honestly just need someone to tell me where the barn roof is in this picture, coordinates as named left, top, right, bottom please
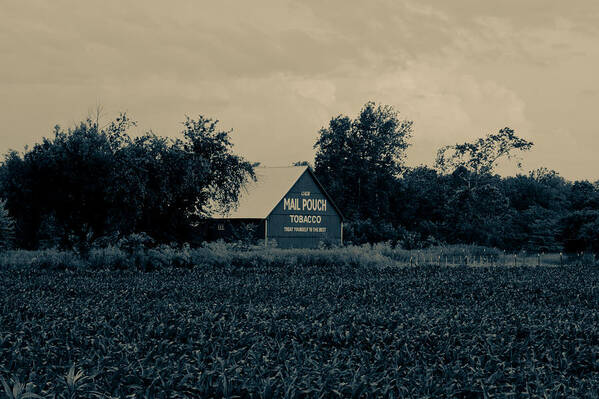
left=212, top=166, right=307, bottom=219
left=212, top=166, right=343, bottom=220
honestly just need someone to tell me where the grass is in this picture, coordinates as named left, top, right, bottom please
left=0, top=243, right=595, bottom=271
left=0, top=250, right=598, bottom=397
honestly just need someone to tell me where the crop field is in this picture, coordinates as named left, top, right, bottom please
left=1, top=254, right=599, bottom=397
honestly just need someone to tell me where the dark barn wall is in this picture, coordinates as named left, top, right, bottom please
left=204, top=219, right=265, bottom=243
left=268, top=170, right=341, bottom=249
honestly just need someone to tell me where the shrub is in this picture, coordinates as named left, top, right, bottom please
left=0, top=199, right=15, bottom=251
left=117, top=232, right=155, bottom=254
left=29, top=249, right=84, bottom=271
left=344, top=219, right=407, bottom=245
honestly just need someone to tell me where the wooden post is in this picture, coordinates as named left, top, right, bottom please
left=514, top=254, right=517, bottom=267
left=340, top=221, right=344, bottom=246
left=264, top=219, right=268, bottom=247
left=560, top=252, right=563, bottom=266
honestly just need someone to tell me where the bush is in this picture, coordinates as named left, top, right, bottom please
left=29, top=249, right=84, bottom=270
left=344, top=219, right=407, bottom=246
left=0, top=199, right=15, bottom=251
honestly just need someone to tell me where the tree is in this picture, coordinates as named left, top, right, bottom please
left=179, top=115, right=255, bottom=217
left=314, top=101, right=413, bottom=220
left=561, top=210, right=599, bottom=254
left=568, top=180, right=599, bottom=211
left=394, top=166, right=446, bottom=237
left=0, top=114, right=255, bottom=248
left=434, top=128, right=533, bottom=246
left=435, top=127, right=533, bottom=178
left=0, top=199, right=15, bottom=251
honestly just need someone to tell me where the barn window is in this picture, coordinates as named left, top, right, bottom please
left=217, top=223, right=225, bottom=231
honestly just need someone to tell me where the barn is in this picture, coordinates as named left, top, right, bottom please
left=209, top=166, right=344, bottom=248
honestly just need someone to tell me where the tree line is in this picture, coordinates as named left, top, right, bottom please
left=0, top=115, right=254, bottom=251
left=313, top=102, right=599, bottom=253
left=1, top=102, right=598, bottom=253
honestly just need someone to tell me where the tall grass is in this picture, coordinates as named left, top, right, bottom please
left=0, top=242, right=596, bottom=271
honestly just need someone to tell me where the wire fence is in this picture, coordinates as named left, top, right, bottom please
left=407, top=250, right=596, bottom=267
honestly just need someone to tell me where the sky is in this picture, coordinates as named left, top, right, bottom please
left=1, top=0, right=598, bottom=181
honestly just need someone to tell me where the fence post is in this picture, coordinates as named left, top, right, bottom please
left=410, top=256, right=413, bottom=267
left=514, top=254, right=517, bottom=267
left=537, top=253, right=541, bottom=267
left=560, top=252, right=563, bottom=266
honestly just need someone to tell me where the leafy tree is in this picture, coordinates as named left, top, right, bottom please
left=432, top=128, right=533, bottom=246
left=498, top=169, right=569, bottom=250
left=435, top=127, right=533, bottom=179
left=180, top=116, right=255, bottom=216
left=0, top=199, right=15, bottom=251
left=0, top=114, right=254, bottom=248
left=561, top=210, right=599, bottom=253
left=568, top=180, right=599, bottom=211
left=393, top=166, right=445, bottom=238
left=314, top=101, right=413, bottom=220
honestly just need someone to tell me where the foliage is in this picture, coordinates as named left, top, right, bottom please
left=1, top=107, right=598, bottom=252
left=0, top=244, right=589, bottom=274
left=314, top=101, right=413, bottom=221
left=435, top=127, right=533, bottom=176
left=560, top=210, right=599, bottom=254
left=0, top=199, right=15, bottom=251
left=1, top=257, right=599, bottom=397
left=343, top=219, right=407, bottom=246
left=0, top=115, right=254, bottom=248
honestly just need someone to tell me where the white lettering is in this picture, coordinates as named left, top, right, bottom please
left=287, top=214, right=324, bottom=224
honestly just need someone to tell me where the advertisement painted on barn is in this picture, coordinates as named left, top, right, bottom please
left=267, top=170, right=342, bottom=248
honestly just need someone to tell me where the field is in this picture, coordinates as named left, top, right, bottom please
left=1, top=246, right=599, bottom=398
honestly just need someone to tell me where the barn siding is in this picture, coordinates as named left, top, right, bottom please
left=267, top=170, right=342, bottom=248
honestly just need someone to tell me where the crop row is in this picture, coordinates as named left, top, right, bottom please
left=1, top=262, right=599, bottom=397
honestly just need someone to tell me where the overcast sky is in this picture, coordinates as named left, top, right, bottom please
left=1, top=1, right=598, bottom=180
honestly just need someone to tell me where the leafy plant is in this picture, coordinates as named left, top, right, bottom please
left=0, top=377, right=41, bottom=399
left=0, top=199, right=15, bottom=252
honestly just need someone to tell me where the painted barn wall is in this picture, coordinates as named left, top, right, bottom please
left=268, top=170, right=342, bottom=248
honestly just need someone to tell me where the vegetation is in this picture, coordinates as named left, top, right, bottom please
left=312, top=103, right=598, bottom=252
left=0, top=200, right=14, bottom=251
left=3, top=241, right=594, bottom=273
left=0, top=115, right=254, bottom=249
left=1, top=251, right=598, bottom=397
left=0, top=101, right=597, bottom=396
left=0, top=102, right=597, bottom=253
left=314, top=101, right=413, bottom=222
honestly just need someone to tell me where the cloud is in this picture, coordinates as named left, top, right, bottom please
left=1, top=0, right=598, bottom=180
